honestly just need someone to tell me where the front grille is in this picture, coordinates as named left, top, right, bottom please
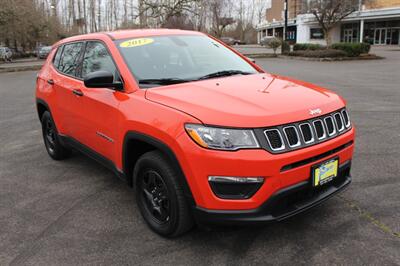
left=260, top=108, right=351, bottom=154
left=264, top=129, right=285, bottom=151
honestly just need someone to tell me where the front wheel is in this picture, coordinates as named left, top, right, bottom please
left=133, top=151, right=194, bottom=237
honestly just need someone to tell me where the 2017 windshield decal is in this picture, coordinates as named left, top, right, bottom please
left=119, top=38, right=154, bottom=48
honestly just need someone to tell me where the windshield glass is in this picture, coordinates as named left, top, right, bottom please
left=115, top=35, right=257, bottom=87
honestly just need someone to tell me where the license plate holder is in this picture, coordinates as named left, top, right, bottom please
left=312, top=157, right=339, bottom=187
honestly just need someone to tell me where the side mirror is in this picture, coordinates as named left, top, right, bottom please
left=84, top=70, right=123, bottom=90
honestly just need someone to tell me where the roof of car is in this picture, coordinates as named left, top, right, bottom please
left=106, top=29, right=204, bottom=40
left=55, top=29, right=205, bottom=46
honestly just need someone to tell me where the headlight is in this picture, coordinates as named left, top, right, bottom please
left=185, top=124, right=259, bottom=151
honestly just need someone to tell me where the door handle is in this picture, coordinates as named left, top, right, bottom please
left=47, top=79, right=54, bottom=85
left=72, top=89, right=84, bottom=97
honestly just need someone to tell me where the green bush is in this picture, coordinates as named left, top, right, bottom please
left=266, top=37, right=282, bottom=54
left=289, top=49, right=347, bottom=58
left=293, top=43, right=325, bottom=51
left=330, top=42, right=371, bottom=57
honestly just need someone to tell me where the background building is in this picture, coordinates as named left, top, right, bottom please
left=257, top=0, right=400, bottom=45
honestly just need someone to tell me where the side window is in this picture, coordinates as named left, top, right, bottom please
left=58, top=42, right=83, bottom=77
left=82, top=42, right=118, bottom=81
left=53, top=46, right=63, bottom=68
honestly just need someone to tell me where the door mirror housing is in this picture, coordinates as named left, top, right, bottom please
left=84, top=70, right=123, bottom=90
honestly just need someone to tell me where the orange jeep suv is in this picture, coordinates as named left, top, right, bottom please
left=36, top=29, right=355, bottom=237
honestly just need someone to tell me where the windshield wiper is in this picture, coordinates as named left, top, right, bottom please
left=138, top=78, right=193, bottom=86
left=197, top=70, right=253, bottom=80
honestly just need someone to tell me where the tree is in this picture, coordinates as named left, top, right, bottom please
left=308, top=0, right=359, bottom=46
left=253, top=0, right=269, bottom=25
left=209, top=0, right=235, bottom=37
left=140, top=0, right=200, bottom=28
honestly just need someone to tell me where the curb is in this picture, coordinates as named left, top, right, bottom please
left=0, top=65, right=42, bottom=73
left=242, top=53, right=278, bottom=58
left=277, top=55, right=384, bottom=61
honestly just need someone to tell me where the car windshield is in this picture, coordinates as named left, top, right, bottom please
left=115, top=35, right=258, bottom=88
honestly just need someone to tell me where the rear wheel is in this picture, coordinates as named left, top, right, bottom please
left=41, top=111, right=70, bottom=160
left=133, top=151, right=193, bottom=237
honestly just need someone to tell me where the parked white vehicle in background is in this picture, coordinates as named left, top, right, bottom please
left=0, top=47, right=13, bottom=62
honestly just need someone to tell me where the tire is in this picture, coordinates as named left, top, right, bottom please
left=133, top=151, right=194, bottom=237
left=41, top=111, right=70, bottom=160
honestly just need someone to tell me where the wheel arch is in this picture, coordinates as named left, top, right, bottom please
left=36, top=98, right=50, bottom=121
left=123, top=131, right=195, bottom=206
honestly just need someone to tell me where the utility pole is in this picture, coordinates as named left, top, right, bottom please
left=282, top=0, right=288, bottom=54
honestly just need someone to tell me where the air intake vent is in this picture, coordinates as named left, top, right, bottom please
left=313, top=120, right=326, bottom=140
left=342, top=109, right=350, bottom=128
left=283, top=126, right=300, bottom=147
left=299, top=123, right=314, bottom=144
left=324, top=116, right=336, bottom=136
left=334, top=113, right=344, bottom=131
left=264, top=129, right=285, bottom=151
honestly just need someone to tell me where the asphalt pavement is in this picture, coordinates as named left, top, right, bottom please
left=0, top=46, right=399, bottom=265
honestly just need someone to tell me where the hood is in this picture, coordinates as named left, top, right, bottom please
left=145, top=73, right=345, bottom=128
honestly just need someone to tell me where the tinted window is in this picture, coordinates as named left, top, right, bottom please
left=53, top=46, right=63, bottom=68
left=58, top=42, right=83, bottom=76
left=82, top=42, right=118, bottom=81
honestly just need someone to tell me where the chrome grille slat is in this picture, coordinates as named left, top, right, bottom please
left=324, top=116, right=336, bottom=136
left=313, top=120, right=326, bottom=140
left=262, top=108, right=351, bottom=153
left=334, top=113, right=345, bottom=132
left=299, top=123, right=315, bottom=144
left=341, top=109, right=351, bottom=128
left=283, top=126, right=301, bottom=147
left=264, top=129, right=285, bottom=151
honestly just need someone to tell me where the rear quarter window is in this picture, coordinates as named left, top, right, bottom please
left=53, top=46, right=63, bottom=68
left=58, top=42, right=84, bottom=77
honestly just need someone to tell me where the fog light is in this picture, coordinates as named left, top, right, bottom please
left=208, top=176, right=264, bottom=199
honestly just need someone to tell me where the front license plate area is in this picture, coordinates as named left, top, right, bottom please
left=312, top=158, right=339, bottom=187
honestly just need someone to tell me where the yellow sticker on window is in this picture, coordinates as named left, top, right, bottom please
left=119, top=38, right=154, bottom=48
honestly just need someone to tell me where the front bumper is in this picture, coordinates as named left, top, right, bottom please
left=193, top=160, right=351, bottom=225
left=176, top=127, right=355, bottom=210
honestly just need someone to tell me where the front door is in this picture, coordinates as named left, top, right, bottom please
left=75, top=41, right=123, bottom=162
left=390, top=29, right=399, bottom=45
left=344, top=29, right=353, bottom=43
left=374, top=28, right=387, bottom=45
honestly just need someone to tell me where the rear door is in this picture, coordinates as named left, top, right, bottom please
left=74, top=41, right=123, bottom=161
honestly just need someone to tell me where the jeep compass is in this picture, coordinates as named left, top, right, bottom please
left=36, top=29, right=355, bottom=237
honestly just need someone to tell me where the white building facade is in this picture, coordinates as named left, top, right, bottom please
left=257, top=3, right=400, bottom=46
